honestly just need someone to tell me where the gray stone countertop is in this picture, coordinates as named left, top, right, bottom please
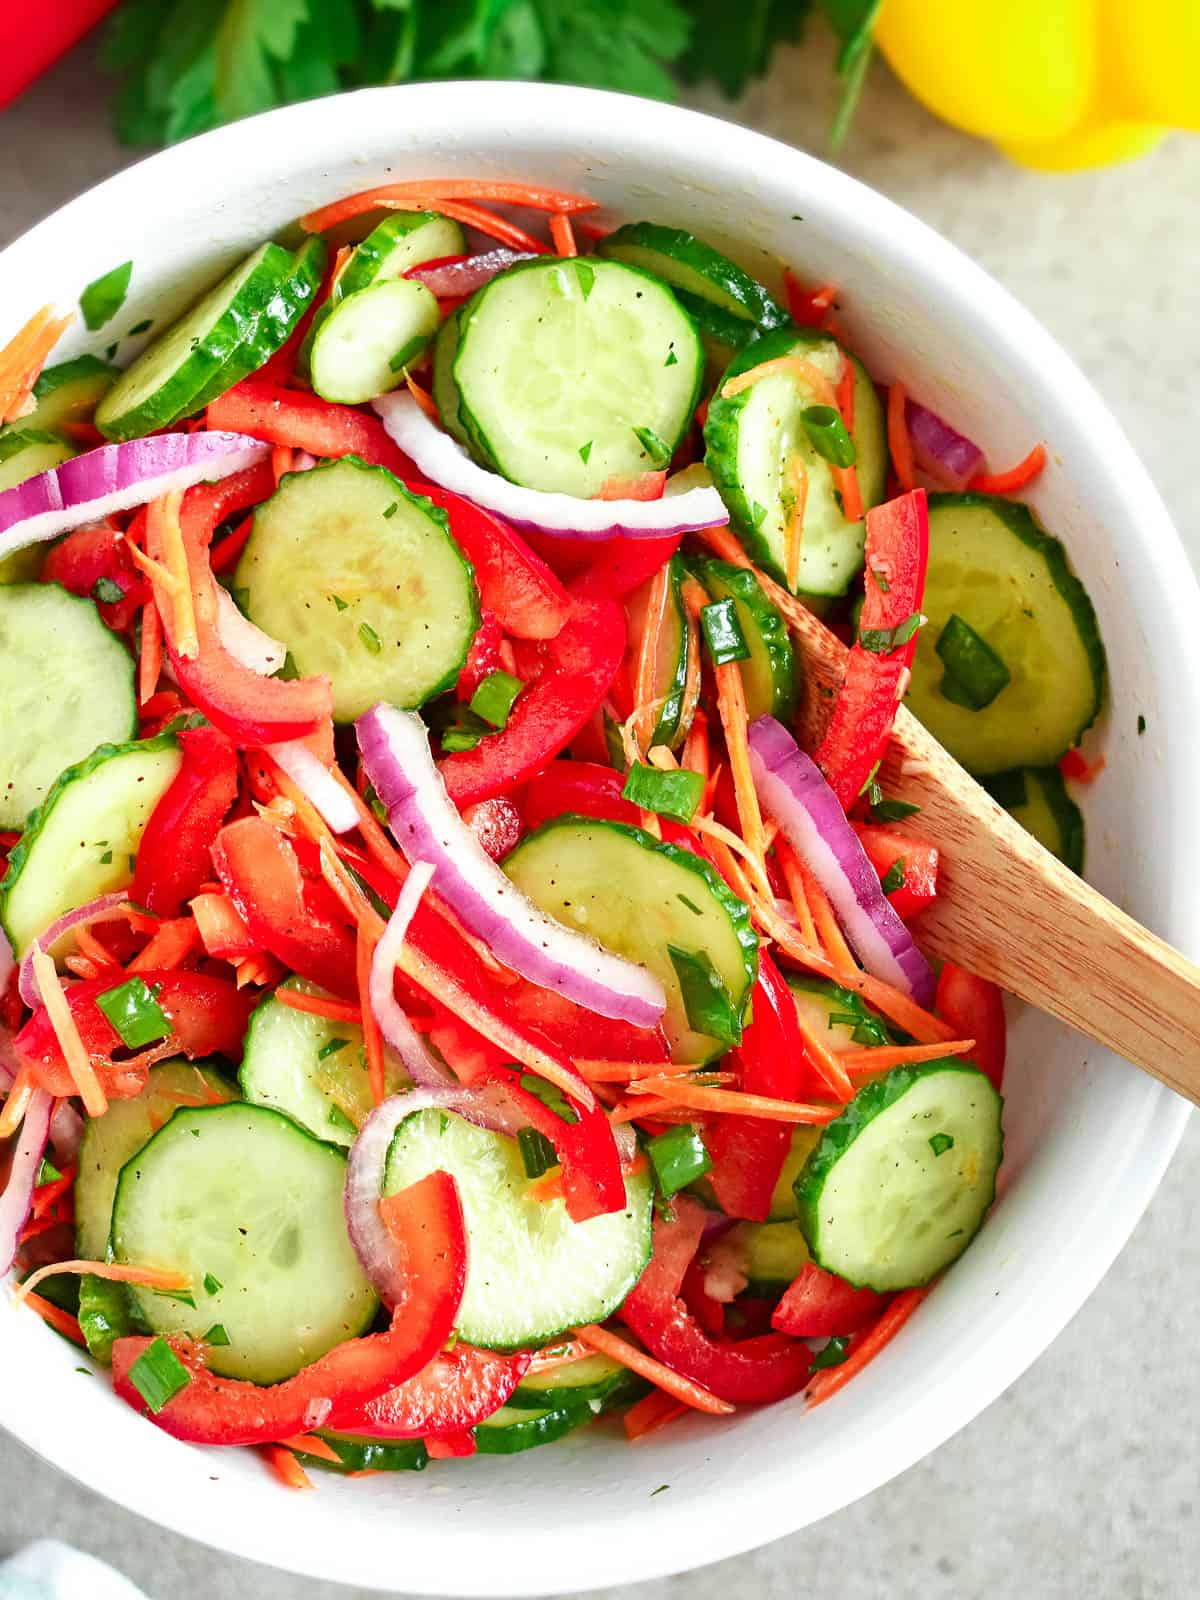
left=1, top=26, right=1197, bottom=1600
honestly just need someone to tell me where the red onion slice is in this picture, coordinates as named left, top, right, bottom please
left=747, top=715, right=935, bottom=1006
left=373, top=392, right=728, bottom=542
left=0, top=430, right=270, bottom=560
left=357, top=703, right=666, bottom=1027
left=905, top=398, right=985, bottom=492
left=0, top=1090, right=53, bottom=1277
left=368, top=860, right=454, bottom=1089
left=408, top=248, right=538, bottom=298
left=265, top=739, right=359, bottom=836
left=18, top=894, right=130, bottom=1008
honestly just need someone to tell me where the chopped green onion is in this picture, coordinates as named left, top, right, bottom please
left=880, top=858, right=906, bottom=895
left=809, top=1334, right=851, bottom=1370
left=202, top=1272, right=223, bottom=1295
left=859, top=612, right=922, bottom=655
left=621, top=763, right=704, bottom=823
left=869, top=796, right=921, bottom=824
left=359, top=622, right=383, bottom=655
left=828, top=1007, right=889, bottom=1047
left=80, top=260, right=133, bottom=331
left=35, top=1158, right=62, bottom=1186
left=95, top=976, right=171, bottom=1050
left=869, top=566, right=890, bottom=593
left=328, top=1105, right=358, bottom=1138
left=128, top=319, right=153, bottom=337
left=518, top=1072, right=578, bottom=1126
left=646, top=1122, right=712, bottom=1198
left=667, top=945, right=743, bottom=1047
left=99, top=850, right=113, bottom=865
left=700, top=598, right=750, bottom=666
left=578, top=440, right=593, bottom=463
left=330, top=594, right=349, bottom=613
left=469, top=670, right=523, bottom=730
left=935, top=614, right=1011, bottom=711
left=382, top=503, right=398, bottom=520
left=317, top=1036, right=350, bottom=1061
left=575, top=262, right=595, bottom=300
left=127, top=1337, right=191, bottom=1413
left=518, top=1127, right=558, bottom=1180
left=154, top=1286, right=196, bottom=1307
left=202, top=1324, right=231, bottom=1347
left=981, top=770, right=1027, bottom=810
left=801, top=404, right=856, bottom=467
left=92, top=576, right=125, bottom=605
left=929, top=1132, right=954, bottom=1158
left=632, top=426, right=672, bottom=468
left=603, top=711, right=628, bottom=773
left=677, top=893, right=702, bottom=916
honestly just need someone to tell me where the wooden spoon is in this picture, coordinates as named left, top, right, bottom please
left=700, top=533, right=1200, bottom=1106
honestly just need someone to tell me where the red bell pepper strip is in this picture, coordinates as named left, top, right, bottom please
left=456, top=609, right=504, bottom=701
left=815, top=489, right=929, bottom=811
left=482, top=1066, right=626, bottom=1223
left=190, top=892, right=258, bottom=960
left=211, top=816, right=359, bottom=999
left=17, top=970, right=254, bottom=1100
left=206, top=380, right=416, bottom=478
left=681, top=1259, right=726, bottom=1339
left=522, top=760, right=642, bottom=832
left=112, top=1171, right=467, bottom=1445
left=545, top=531, right=682, bottom=601
left=439, top=590, right=626, bottom=807
left=41, top=520, right=147, bottom=632
left=133, top=727, right=239, bottom=916
left=852, top=823, right=939, bottom=923
left=179, top=461, right=276, bottom=548
left=770, top=1262, right=885, bottom=1339
left=620, top=1196, right=812, bottom=1405
left=461, top=797, right=523, bottom=862
left=328, top=1343, right=531, bottom=1437
left=934, top=962, right=1006, bottom=1090
left=704, top=953, right=809, bottom=1222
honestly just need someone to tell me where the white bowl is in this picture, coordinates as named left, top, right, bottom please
left=0, top=82, right=1195, bottom=1596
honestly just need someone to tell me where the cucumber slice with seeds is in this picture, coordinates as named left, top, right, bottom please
left=111, top=1102, right=377, bottom=1383
left=451, top=257, right=703, bottom=496
left=724, top=1219, right=811, bottom=1293
left=697, top=558, right=796, bottom=721
left=986, top=766, right=1085, bottom=873
left=431, top=306, right=471, bottom=446
left=795, top=1062, right=1004, bottom=1292
left=310, top=278, right=440, bottom=404
left=382, top=1108, right=652, bottom=1350
left=2, top=732, right=180, bottom=956
left=905, top=495, right=1105, bottom=776
left=786, top=975, right=894, bottom=1053
left=235, top=456, right=478, bottom=721
left=704, top=326, right=887, bottom=597
left=338, top=211, right=466, bottom=298
left=598, top=222, right=788, bottom=330
left=503, top=816, right=757, bottom=1063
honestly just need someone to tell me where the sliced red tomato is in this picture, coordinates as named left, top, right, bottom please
left=935, top=962, right=1006, bottom=1089
left=853, top=823, right=939, bottom=922
left=328, top=1344, right=531, bottom=1437
left=41, top=519, right=147, bottom=631
left=770, top=1262, right=885, bottom=1339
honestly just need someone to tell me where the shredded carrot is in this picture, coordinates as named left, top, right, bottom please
left=261, top=1444, right=313, bottom=1490
left=842, top=1039, right=976, bottom=1074
left=356, top=921, right=385, bottom=1107
left=329, top=764, right=411, bottom=881
left=887, top=381, right=916, bottom=492
left=270, top=445, right=294, bottom=485
left=801, top=867, right=858, bottom=979
left=21, top=1291, right=86, bottom=1348
left=276, top=1433, right=342, bottom=1464
left=785, top=456, right=808, bottom=592
left=128, top=916, right=199, bottom=974
left=73, top=924, right=120, bottom=972
left=31, top=1163, right=77, bottom=1221
left=526, top=1166, right=565, bottom=1203
left=402, top=370, right=440, bottom=422
left=694, top=824, right=759, bottom=910
left=627, top=1076, right=839, bottom=1124
left=126, top=541, right=180, bottom=596
left=16, top=1259, right=191, bottom=1305
left=713, top=661, right=772, bottom=898
left=806, top=1287, right=930, bottom=1408
left=411, top=198, right=552, bottom=255
left=680, top=708, right=709, bottom=780
left=235, top=952, right=282, bottom=989
left=300, top=178, right=595, bottom=234
left=968, top=443, right=1047, bottom=496
left=633, top=561, right=673, bottom=757
left=31, top=947, right=108, bottom=1118
left=209, top=512, right=256, bottom=574
left=722, top=354, right=862, bottom=522
left=275, top=988, right=363, bottom=1024
left=144, top=491, right=199, bottom=660
left=610, top=1095, right=678, bottom=1125
left=0, top=305, right=72, bottom=424
left=1059, top=747, right=1106, bottom=784
left=575, top=1323, right=733, bottom=1414
left=772, top=835, right=818, bottom=949
left=624, top=1387, right=689, bottom=1441
left=549, top=213, right=577, bottom=257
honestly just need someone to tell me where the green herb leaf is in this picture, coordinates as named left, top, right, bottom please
left=95, top=976, right=172, bottom=1050
left=859, top=612, right=922, bottom=655
left=518, top=1126, right=558, bottom=1180
left=36, top=1158, right=62, bottom=1187
left=578, top=440, right=593, bottom=463
left=128, top=1336, right=191, bottom=1413
left=621, top=763, right=704, bottom=823
left=317, top=1036, right=350, bottom=1060
left=646, top=1122, right=711, bottom=1197
left=92, top=576, right=126, bottom=606
left=202, top=1323, right=231, bottom=1346
left=575, top=261, right=595, bottom=299
left=128, top=319, right=154, bottom=337
left=929, top=1132, right=954, bottom=1158
left=700, top=598, right=750, bottom=666
left=801, top=404, right=856, bottom=467
left=359, top=621, right=383, bottom=655
left=328, top=1105, right=359, bottom=1138
left=80, top=261, right=133, bottom=331
left=202, top=1272, right=223, bottom=1295
left=664, top=348, right=678, bottom=367
left=935, top=614, right=1011, bottom=711
left=331, top=594, right=349, bottom=612
left=651, top=1483, right=670, bottom=1496
left=518, top=1072, right=578, bottom=1125
left=809, top=1334, right=851, bottom=1370
left=469, top=670, right=524, bottom=730
left=1137, top=713, right=1147, bottom=736
left=869, top=796, right=921, bottom=823
left=880, top=857, right=905, bottom=895
left=667, top=945, right=743, bottom=1047
left=632, top=425, right=672, bottom=468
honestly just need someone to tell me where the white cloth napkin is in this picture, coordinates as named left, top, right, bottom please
left=0, top=1540, right=148, bottom=1600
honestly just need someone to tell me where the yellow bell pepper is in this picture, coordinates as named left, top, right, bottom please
left=874, top=0, right=1200, bottom=169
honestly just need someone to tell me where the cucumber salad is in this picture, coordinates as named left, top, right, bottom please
left=0, top=173, right=1104, bottom=1482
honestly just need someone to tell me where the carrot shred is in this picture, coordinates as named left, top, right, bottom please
left=800, top=865, right=858, bottom=979
left=261, top=1444, right=314, bottom=1490
left=626, top=1076, right=840, bottom=1124
left=127, top=916, right=199, bottom=973
left=209, top=512, right=257, bottom=574
left=22, top=1291, right=86, bottom=1348
left=680, top=708, right=709, bottom=780
left=526, top=1167, right=565, bottom=1203
left=16, top=1259, right=191, bottom=1305
left=785, top=456, right=808, bottom=592
left=574, top=1323, right=734, bottom=1415
left=0, top=305, right=72, bottom=424
left=624, top=1387, right=688, bottom=1441
left=329, top=764, right=411, bottom=881
left=73, top=924, right=120, bottom=972
left=270, top=445, right=294, bottom=486
left=842, top=1039, right=976, bottom=1074
left=412, top=198, right=551, bottom=255
left=968, top=443, right=1047, bottom=496
left=806, top=1287, right=930, bottom=1408
left=887, top=382, right=916, bottom=492
left=713, top=661, right=772, bottom=898
left=275, top=988, right=363, bottom=1024
left=300, top=178, right=595, bottom=234
left=404, top=371, right=440, bottom=423
left=30, top=947, right=108, bottom=1118
left=276, top=1432, right=342, bottom=1464
left=356, top=922, right=386, bottom=1108
left=609, top=1095, right=678, bottom=1125
left=575, top=1058, right=696, bottom=1084
left=772, top=835, right=818, bottom=950
left=31, top=1163, right=77, bottom=1221
left=549, top=213, right=577, bottom=257
left=633, top=561, right=673, bottom=758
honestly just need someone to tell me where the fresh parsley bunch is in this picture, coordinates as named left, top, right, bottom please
left=102, top=0, right=875, bottom=147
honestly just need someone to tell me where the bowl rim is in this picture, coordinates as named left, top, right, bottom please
left=0, top=78, right=1194, bottom=1595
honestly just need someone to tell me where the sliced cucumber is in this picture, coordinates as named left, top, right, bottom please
left=2, top=733, right=180, bottom=957
left=338, top=211, right=466, bottom=298
left=503, top=817, right=758, bottom=1063
left=905, top=495, right=1105, bottom=776
left=724, top=1220, right=810, bottom=1293
left=240, top=977, right=408, bottom=1146
left=431, top=306, right=472, bottom=446
left=626, top=553, right=690, bottom=749
left=598, top=222, right=788, bottom=330
left=986, top=766, right=1085, bottom=873
left=697, top=558, right=796, bottom=721
left=787, top=975, right=894, bottom=1053
left=20, top=355, right=118, bottom=433
left=795, top=1062, right=1004, bottom=1292
left=0, top=429, right=75, bottom=493
left=0, top=584, right=136, bottom=830
left=95, top=243, right=308, bottom=440
left=382, top=1108, right=652, bottom=1350
left=235, top=456, right=478, bottom=721
left=704, top=326, right=887, bottom=597
left=451, top=258, right=703, bottom=496
left=310, top=278, right=440, bottom=404
left=300, top=1432, right=428, bottom=1473
left=512, top=1352, right=647, bottom=1411
left=111, top=1102, right=377, bottom=1383
left=474, top=1402, right=590, bottom=1455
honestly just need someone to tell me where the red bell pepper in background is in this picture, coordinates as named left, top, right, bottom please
left=439, top=590, right=626, bottom=807
left=815, top=489, right=929, bottom=810
left=477, top=1066, right=626, bottom=1223
left=133, top=727, right=239, bottom=916
left=17, top=970, right=255, bottom=1099
left=522, top=760, right=642, bottom=832
left=704, top=953, right=809, bottom=1222
left=934, top=962, right=1006, bottom=1090
left=771, top=1262, right=885, bottom=1339
left=112, top=1171, right=467, bottom=1444
left=456, top=610, right=504, bottom=701
left=0, top=0, right=118, bottom=110
left=41, top=521, right=147, bottom=632
left=681, top=1259, right=726, bottom=1339
left=329, top=1344, right=530, bottom=1437
left=206, top=381, right=416, bottom=479
left=212, top=816, right=359, bottom=998
left=621, top=1197, right=812, bottom=1404
left=853, top=823, right=939, bottom=922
